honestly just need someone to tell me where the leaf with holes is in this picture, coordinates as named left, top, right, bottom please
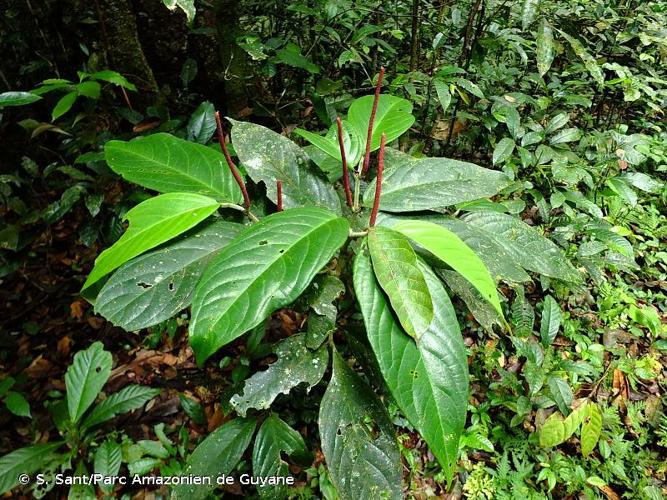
left=81, top=193, right=220, bottom=297
left=96, top=220, right=242, bottom=331
left=363, top=149, right=510, bottom=212
left=319, top=350, right=402, bottom=500
left=105, top=133, right=242, bottom=202
left=368, top=226, right=433, bottom=340
left=65, top=342, right=112, bottom=423
left=230, top=333, right=328, bottom=416
left=0, top=443, right=64, bottom=495
left=354, top=250, right=468, bottom=484
left=190, top=208, right=349, bottom=363
left=229, top=119, right=341, bottom=213
left=581, top=403, right=602, bottom=456
left=172, top=418, right=256, bottom=500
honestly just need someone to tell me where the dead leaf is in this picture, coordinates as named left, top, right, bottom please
left=57, top=336, right=72, bottom=357
left=70, top=300, right=86, bottom=319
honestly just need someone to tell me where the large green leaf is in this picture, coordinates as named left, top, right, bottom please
left=230, top=333, right=328, bottom=416
left=0, top=91, right=41, bottom=108
left=81, top=193, right=220, bottom=296
left=172, top=417, right=256, bottom=500
left=348, top=95, right=415, bottom=155
left=0, top=442, right=64, bottom=495
left=391, top=219, right=505, bottom=322
left=354, top=251, right=468, bottom=483
left=229, top=119, right=341, bottom=213
left=319, top=350, right=402, bottom=500
left=363, top=149, right=511, bottom=212
left=65, top=342, right=112, bottom=423
left=368, top=226, right=433, bottom=339
left=82, top=385, right=160, bottom=430
left=96, top=220, right=242, bottom=331
left=558, top=30, right=605, bottom=86
left=441, top=211, right=581, bottom=283
left=190, top=208, right=349, bottom=363
left=253, top=415, right=309, bottom=499
left=105, top=133, right=241, bottom=202
left=536, top=20, right=554, bottom=77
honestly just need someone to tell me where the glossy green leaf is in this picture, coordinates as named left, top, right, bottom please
left=105, top=133, right=242, bottom=201
left=0, top=442, right=64, bottom=495
left=354, top=251, right=468, bottom=483
left=319, top=350, right=402, bottom=500
left=540, top=295, right=562, bottom=345
left=493, top=138, right=516, bottom=165
left=456, top=78, right=484, bottom=99
left=295, top=120, right=362, bottom=167
left=0, top=91, right=41, bottom=108
left=230, top=333, right=328, bottom=416
left=230, top=119, right=340, bottom=213
left=65, top=342, right=112, bottom=423
left=549, top=127, right=582, bottom=145
left=52, top=91, right=77, bottom=120
left=186, top=101, right=216, bottom=144
left=558, top=30, right=605, bottom=86
left=82, top=385, right=160, bottom=430
left=392, top=219, right=504, bottom=322
left=368, top=226, right=434, bottom=339
left=536, top=20, right=554, bottom=77
left=4, top=391, right=31, bottom=418
left=581, top=403, right=602, bottom=456
left=96, top=220, right=242, bottom=331
left=348, top=94, right=415, bottom=155
left=363, top=149, right=511, bottom=212
left=253, top=415, right=309, bottom=499
left=434, top=79, right=452, bottom=113
left=522, top=0, right=540, bottom=30
left=190, top=208, right=349, bottom=363
left=172, top=417, right=256, bottom=500
left=82, top=193, right=219, bottom=296
left=545, top=112, right=569, bottom=135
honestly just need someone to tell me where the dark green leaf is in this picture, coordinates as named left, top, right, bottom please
left=4, top=392, right=31, bottom=418
left=187, top=101, right=217, bottom=144
left=82, top=385, right=160, bottom=430
left=540, top=295, right=561, bottom=346
left=0, top=443, right=64, bottom=495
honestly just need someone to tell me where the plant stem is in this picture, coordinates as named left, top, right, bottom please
left=276, top=180, right=283, bottom=211
left=348, top=229, right=369, bottom=238
left=369, top=133, right=386, bottom=227
left=361, top=67, right=385, bottom=178
left=352, top=168, right=362, bottom=212
left=215, top=111, right=251, bottom=210
left=336, top=117, right=353, bottom=208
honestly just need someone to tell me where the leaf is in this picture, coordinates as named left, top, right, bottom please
left=96, top=220, right=242, bottom=331
left=187, top=101, right=217, bottom=144
left=456, top=78, right=485, bottom=99
left=363, top=149, right=511, bottom=212
left=540, top=413, right=565, bottom=447
left=190, top=208, right=349, bottom=363
left=434, top=79, right=452, bottom=113
left=607, top=177, right=637, bottom=207
left=548, top=377, right=573, bottom=415
left=581, top=403, right=602, bottom=456
left=0, top=91, right=41, bottom=108
left=172, top=418, right=256, bottom=500
left=493, top=138, right=516, bottom=165
left=354, top=251, right=468, bottom=483
left=229, top=119, right=341, bottom=213
left=439, top=270, right=503, bottom=333
left=319, top=351, right=402, bottom=500
left=4, top=392, right=31, bottom=418
left=545, top=113, right=569, bottom=134
left=540, top=295, right=562, bottom=346
left=76, top=81, right=101, bottom=99
left=624, top=172, right=663, bottom=193
left=65, top=342, right=112, bottom=423
left=276, top=43, right=320, bottom=73
left=391, top=219, right=504, bottom=322
left=94, top=440, right=122, bottom=492
left=305, top=275, right=344, bottom=349
left=230, top=333, right=328, bottom=416
left=522, top=0, right=540, bottom=30
left=81, top=193, right=220, bottom=296
left=558, top=30, right=605, bottom=86
left=294, top=119, right=362, bottom=166
left=563, top=402, right=587, bottom=440
left=0, top=442, right=64, bottom=495
left=368, top=226, right=434, bottom=339
left=105, top=133, right=242, bottom=202
left=82, top=385, right=160, bottom=430
left=51, top=91, right=77, bottom=120
left=450, top=211, right=581, bottom=283
left=549, top=127, right=582, bottom=145
left=253, top=415, right=310, bottom=499
left=88, top=70, right=136, bottom=90
left=162, top=0, right=196, bottom=24
left=348, top=94, right=415, bottom=155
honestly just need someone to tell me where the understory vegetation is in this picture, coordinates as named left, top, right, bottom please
left=0, top=0, right=665, bottom=498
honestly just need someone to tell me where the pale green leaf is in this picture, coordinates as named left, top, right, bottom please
left=522, top=0, right=540, bottom=30
left=0, top=91, right=41, bottom=108
left=581, top=403, right=602, bottom=456
left=434, top=79, right=452, bottom=113
left=65, top=342, right=112, bottom=423
left=540, top=413, right=565, bottom=447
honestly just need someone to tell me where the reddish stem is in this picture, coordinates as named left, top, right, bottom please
left=361, top=67, right=385, bottom=177
left=276, top=180, right=283, bottom=211
left=336, top=117, right=353, bottom=208
left=215, top=111, right=251, bottom=210
left=369, top=133, right=386, bottom=228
